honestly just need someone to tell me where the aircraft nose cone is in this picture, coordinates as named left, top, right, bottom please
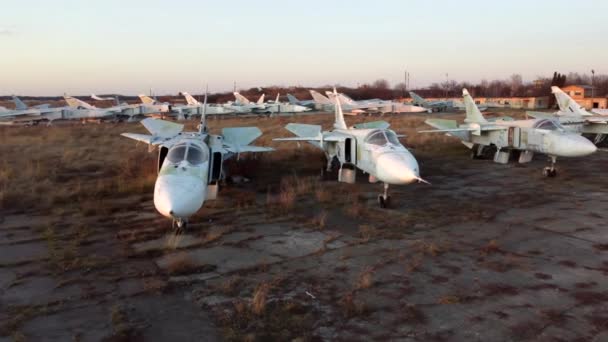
left=375, top=152, right=420, bottom=185
left=551, top=134, right=597, bottom=157
left=154, top=175, right=206, bottom=220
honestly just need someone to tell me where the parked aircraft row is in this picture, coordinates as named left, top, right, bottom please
left=122, top=86, right=604, bottom=229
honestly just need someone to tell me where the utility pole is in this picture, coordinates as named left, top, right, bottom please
left=591, top=69, right=595, bottom=101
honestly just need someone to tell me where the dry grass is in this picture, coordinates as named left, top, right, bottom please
left=309, top=211, right=327, bottom=230
left=251, top=282, right=271, bottom=316
left=357, top=268, right=374, bottom=289
left=164, top=252, right=196, bottom=276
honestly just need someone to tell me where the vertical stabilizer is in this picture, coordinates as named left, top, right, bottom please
left=199, top=87, right=208, bottom=134
left=13, top=96, right=27, bottom=110
left=463, top=89, right=487, bottom=123
left=409, top=92, right=428, bottom=106
left=257, top=94, right=265, bottom=105
left=182, top=92, right=200, bottom=106
left=333, top=88, right=347, bottom=130
left=310, top=90, right=332, bottom=105
left=233, top=92, right=250, bottom=105
left=287, top=94, right=299, bottom=105
left=139, top=94, right=157, bottom=105
left=552, top=86, right=592, bottom=116
left=275, top=93, right=280, bottom=103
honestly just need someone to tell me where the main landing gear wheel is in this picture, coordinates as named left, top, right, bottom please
left=172, top=219, right=188, bottom=234
left=543, top=167, right=557, bottom=178
left=543, top=156, right=558, bottom=178
left=378, top=183, right=391, bottom=208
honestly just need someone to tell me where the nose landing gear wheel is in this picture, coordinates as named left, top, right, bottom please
left=172, top=219, right=188, bottom=233
left=543, top=156, right=558, bottom=178
left=378, top=183, right=391, bottom=208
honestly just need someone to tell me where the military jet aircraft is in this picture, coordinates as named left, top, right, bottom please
left=527, top=86, right=608, bottom=145
left=421, top=89, right=597, bottom=177
left=121, top=94, right=273, bottom=229
left=409, top=91, right=453, bottom=112
left=274, top=88, right=426, bottom=208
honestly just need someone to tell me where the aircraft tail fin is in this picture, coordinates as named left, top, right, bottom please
left=181, top=92, right=200, bottom=106
left=409, top=92, right=427, bottom=106
left=138, top=94, right=157, bottom=105
left=257, top=93, right=265, bottom=105
left=287, top=93, right=299, bottom=105
left=462, top=89, right=487, bottom=123
left=309, top=90, right=332, bottom=104
left=551, top=86, right=592, bottom=116
left=13, top=96, right=27, bottom=110
left=275, top=93, right=280, bottom=103
left=64, top=95, right=95, bottom=109
left=233, top=92, right=250, bottom=105
left=333, top=88, right=347, bottom=130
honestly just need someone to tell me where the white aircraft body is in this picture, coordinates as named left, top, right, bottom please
left=287, top=94, right=315, bottom=108
left=421, top=89, right=597, bottom=177
left=64, top=95, right=136, bottom=122
left=327, top=92, right=428, bottom=114
left=121, top=95, right=273, bottom=229
left=137, top=95, right=171, bottom=116
left=274, top=89, right=426, bottom=208
left=527, top=87, right=608, bottom=145
left=176, top=92, right=236, bottom=117
left=409, top=92, right=453, bottom=112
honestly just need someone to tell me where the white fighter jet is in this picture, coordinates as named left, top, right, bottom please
left=527, top=86, right=608, bottom=145
left=421, top=89, right=597, bottom=177
left=121, top=94, right=273, bottom=229
left=274, top=89, right=426, bottom=208
left=175, top=92, right=236, bottom=118
left=409, top=92, right=453, bottom=112
left=327, top=92, right=428, bottom=114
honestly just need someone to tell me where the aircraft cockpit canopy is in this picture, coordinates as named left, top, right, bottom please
left=533, top=119, right=564, bottom=131
left=166, top=143, right=208, bottom=165
left=365, top=130, right=401, bottom=146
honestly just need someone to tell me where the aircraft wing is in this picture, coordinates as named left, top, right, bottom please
left=224, top=145, right=274, bottom=153
left=273, top=135, right=342, bottom=142
left=526, top=111, right=554, bottom=119
left=352, top=121, right=390, bottom=130
left=0, top=109, right=41, bottom=118
left=120, top=133, right=163, bottom=145
left=141, top=118, right=184, bottom=138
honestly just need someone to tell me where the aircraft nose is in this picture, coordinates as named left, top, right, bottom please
left=375, top=152, right=420, bottom=185
left=154, top=175, right=206, bottom=220
left=551, top=134, right=597, bottom=157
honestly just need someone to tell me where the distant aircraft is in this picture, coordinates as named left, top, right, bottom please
left=137, top=94, right=171, bottom=117
left=274, top=88, right=426, bottom=208
left=64, top=95, right=136, bottom=122
left=121, top=94, right=273, bottom=229
left=421, top=89, right=596, bottom=177
left=409, top=91, right=453, bottom=112
left=327, top=91, right=428, bottom=114
left=527, top=86, right=608, bottom=145
left=180, top=92, right=236, bottom=116
left=287, top=94, right=315, bottom=108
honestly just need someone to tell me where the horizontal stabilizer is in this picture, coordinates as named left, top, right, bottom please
left=120, top=133, right=158, bottom=145
left=222, top=127, right=262, bottom=146
left=141, top=118, right=184, bottom=138
left=285, top=123, right=322, bottom=138
left=352, top=121, right=390, bottom=130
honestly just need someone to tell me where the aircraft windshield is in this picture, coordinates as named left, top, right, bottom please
left=534, top=119, right=562, bottom=131
left=166, top=143, right=208, bottom=165
left=166, top=144, right=187, bottom=163
left=366, top=130, right=401, bottom=146
left=186, top=144, right=208, bottom=165
left=366, top=131, right=387, bottom=146
left=385, top=131, right=401, bottom=145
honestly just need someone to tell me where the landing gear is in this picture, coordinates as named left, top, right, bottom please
left=377, top=183, right=391, bottom=208
left=543, top=156, right=557, bottom=178
left=172, top=218, right=188, bottom=233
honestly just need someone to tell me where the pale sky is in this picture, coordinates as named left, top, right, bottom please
left=1, top=0, right=607, bottom=95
